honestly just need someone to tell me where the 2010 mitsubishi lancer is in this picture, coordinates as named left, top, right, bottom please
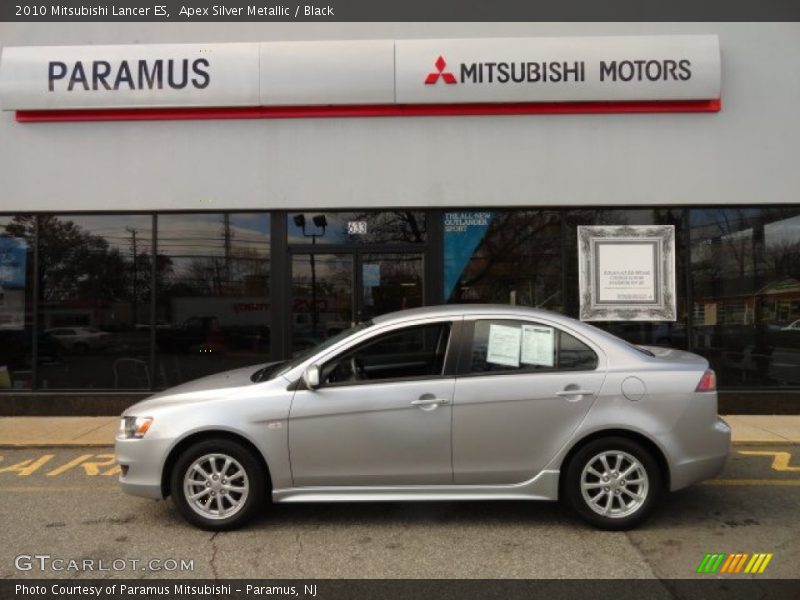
left=115, top=305, right=730, bottom=530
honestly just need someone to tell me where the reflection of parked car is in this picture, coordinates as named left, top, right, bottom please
left=157, top=316, right=270, bottom=354
left=0, top=328, right=62, bottom=369
left=781, top=320, right=800, bottom=331
left=156, top=316, right=227, bottom=354
left=46, top=326, right=111, bottom=353
left=135, top=321, right=171, bottom=331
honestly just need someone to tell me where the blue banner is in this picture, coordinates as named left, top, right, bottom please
left=0, top=237, right=27, bottom=289
left=443, top=212, right=493, bottom=301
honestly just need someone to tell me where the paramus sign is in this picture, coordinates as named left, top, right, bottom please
left=0, top=35, right=721, bottom=121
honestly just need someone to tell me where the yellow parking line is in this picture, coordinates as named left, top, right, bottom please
left=1, top=486, right=118, bottom=492
left=703, top=479, right=800, bottom=486
left=738, top=451, right=800, bottom=472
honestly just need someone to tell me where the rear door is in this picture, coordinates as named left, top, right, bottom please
left=452, top=317, right=607, bottom=484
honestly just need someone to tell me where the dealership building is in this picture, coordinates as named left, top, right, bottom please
left=0, top=22, right=798, bottom=414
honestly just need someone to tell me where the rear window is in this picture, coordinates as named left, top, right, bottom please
left=468, top=320, right=598, bottom=374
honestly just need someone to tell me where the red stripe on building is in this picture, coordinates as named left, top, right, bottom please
left=16, top=99, right=721, bottom=123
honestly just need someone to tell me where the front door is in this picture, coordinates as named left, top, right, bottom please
left=290, top=251, right=424, bottom=355
left=288, top=320, right=455, bottom=486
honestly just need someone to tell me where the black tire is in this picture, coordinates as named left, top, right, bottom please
left=564, top=436, right=663, bottom=530
left=170, top=438, right=268, bottom=531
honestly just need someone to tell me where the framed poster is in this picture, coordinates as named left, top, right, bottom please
left=578, top=225, right=676, bottom=321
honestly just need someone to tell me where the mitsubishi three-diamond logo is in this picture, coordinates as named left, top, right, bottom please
left=424, top=56, right=457, bottom=85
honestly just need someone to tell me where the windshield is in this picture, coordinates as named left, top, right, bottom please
left=272, top=320, right=374, bottom=380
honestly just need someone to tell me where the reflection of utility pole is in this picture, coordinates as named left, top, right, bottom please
left=222, top=214, right=231, bottom=293
left=126, top=227, right=138, bottom=325
left=293, top=214, right=328, bottom=338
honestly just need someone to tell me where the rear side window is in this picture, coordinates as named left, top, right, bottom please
left=467, top=319, right=598, bottom=374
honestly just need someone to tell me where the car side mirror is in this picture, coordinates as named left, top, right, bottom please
left=303, top=365, right=320, bottom=390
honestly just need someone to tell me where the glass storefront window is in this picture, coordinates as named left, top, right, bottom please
left=444, top=210, right=562, bottom=310
left=156, top=213, right=270, bottom=385
left=690, top=207, right=800, bottom=388
left=0, top=216, right=34, bottom=389
left=360, top=253, right=423, bottom=321
left=36, top=215, right=153, bottom=389
left=288, top=211, right=426, bottom=245
left=2, top=206, right=799, bottom=397
left=291, top=253, right=353, bottom=355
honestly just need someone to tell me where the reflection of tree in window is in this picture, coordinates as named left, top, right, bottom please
left=350, top=211, right=426, bottom=244
left=5, top=216, right=164, bottom=311
left=450, top=211, right=561, bottom=309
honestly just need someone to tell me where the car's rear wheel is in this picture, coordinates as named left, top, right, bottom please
left=564, top=437, right=662, bottom=530
left=170, top=438, right=266, bottom=530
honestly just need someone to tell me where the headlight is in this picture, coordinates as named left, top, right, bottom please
left=119, top=416, right=153, bottom=439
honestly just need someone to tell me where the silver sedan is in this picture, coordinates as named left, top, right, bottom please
left=115, top=305, right=730, bottom=530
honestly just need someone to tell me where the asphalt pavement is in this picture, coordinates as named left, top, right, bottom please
left=0, top=444, right=798, bottom=580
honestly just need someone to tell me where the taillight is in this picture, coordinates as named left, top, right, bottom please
left=696, top=369, right=717, bottom=392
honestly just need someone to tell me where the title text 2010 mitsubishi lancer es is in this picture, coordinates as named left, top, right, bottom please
left=115, top=305, right=730, bottom=531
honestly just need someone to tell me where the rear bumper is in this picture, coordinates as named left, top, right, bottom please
left=669, top=417, right=731, bottom=491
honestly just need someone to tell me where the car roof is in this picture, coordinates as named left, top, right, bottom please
left=374, top=304, right=576, bottom=325
left=371, top=304, right=643, bottom=359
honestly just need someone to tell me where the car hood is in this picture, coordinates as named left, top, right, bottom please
left=124, top=362, right=283, bottom=414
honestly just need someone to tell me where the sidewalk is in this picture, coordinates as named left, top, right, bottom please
left=1, top=415, right=800, bottom=447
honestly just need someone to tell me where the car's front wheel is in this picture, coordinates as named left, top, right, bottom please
left=564, top=437, right=662, bottom=530
left=170, top=438, right=267, bottom=530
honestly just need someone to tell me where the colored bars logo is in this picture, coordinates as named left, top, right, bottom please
left=696, top=553, right=773, bottom=574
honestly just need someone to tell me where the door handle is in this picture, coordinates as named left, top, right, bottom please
left=556, top=389, right=594, bottom=397
left=411, top=398, right=450, bottom=406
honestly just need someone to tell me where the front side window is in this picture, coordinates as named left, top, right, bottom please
left=321, top=322, right=452, bottom=385
left=468, top=319, right=597, bottom=374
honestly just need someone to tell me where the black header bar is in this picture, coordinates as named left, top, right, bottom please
left=2, top=0, right=800, bottom=22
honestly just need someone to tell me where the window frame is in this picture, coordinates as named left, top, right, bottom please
left=312, top=318, right=464, bottom=389
left=455, top=317, right=601, bottom=378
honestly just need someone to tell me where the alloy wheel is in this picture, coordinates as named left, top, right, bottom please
left=183, top=453, right=250, bottom=520
left=580, top=450, right=649, bottom=519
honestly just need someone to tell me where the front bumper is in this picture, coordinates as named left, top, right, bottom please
left=669, top=417, right=731, bottom=491
left=115, top=436, right=171, bottom=500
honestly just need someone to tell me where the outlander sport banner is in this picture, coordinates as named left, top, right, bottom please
left=0, top=35, right=721, bottom=119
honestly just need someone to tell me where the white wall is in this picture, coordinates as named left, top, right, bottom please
left=0, top=22, right=798, bottom=212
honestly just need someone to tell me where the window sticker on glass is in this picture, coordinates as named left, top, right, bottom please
left=363, top=263, right=380, bottom=287
left=486, top=324, right=521, bottom=367
left=521, top=324, right=555, bottom=367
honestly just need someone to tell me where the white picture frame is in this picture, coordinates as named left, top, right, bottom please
left=578, top=225, right=676, bottom=321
